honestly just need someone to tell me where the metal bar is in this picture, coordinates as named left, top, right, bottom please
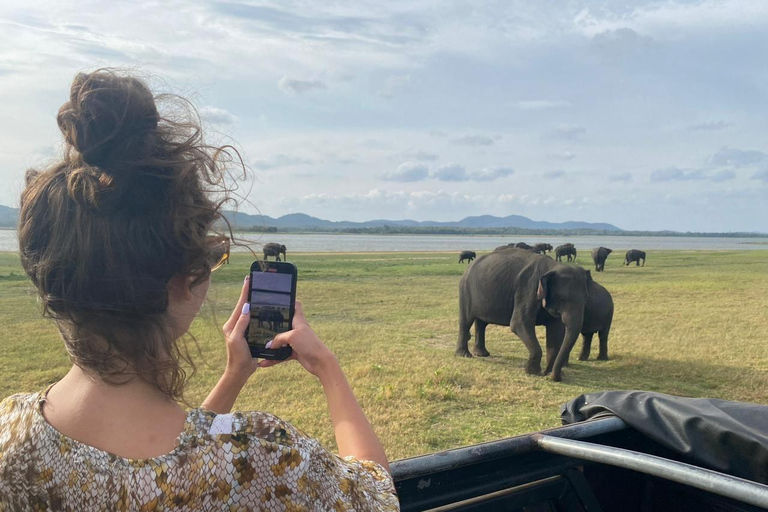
left=392, top=417, right=627, bottom=481
left=421, top=476, right=562, bottom=512
left=532, top=434, right=768, bottom=509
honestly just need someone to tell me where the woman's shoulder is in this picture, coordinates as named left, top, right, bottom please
left=186, top=408, right=310, bottom=448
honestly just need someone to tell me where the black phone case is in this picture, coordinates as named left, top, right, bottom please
left=247, top=260, right=297, bottom=361
left=249, top=344, right=293, bottom=360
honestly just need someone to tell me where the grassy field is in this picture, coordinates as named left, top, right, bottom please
left=1, top=250, right=766, bottom=461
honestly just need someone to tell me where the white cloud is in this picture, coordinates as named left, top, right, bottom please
left=608, top=172, right=632, bottom=183
left=253, top=154, right=313, bottom=170
left=687, top=121, right=732, bottom=132
left=278, top=76, right=327, bottom=94
left=199, top=106, right=238, bottom=126
left=710, top=147, right=767, bottom=168
left=546, top=124, right=586, bottom=140
left=471, top=167, right=514, bottom=181
left=544, top=169, right=566, bottom=180
left=452, top=135, right=494, bottom=146
left=380, top=161, right=429, bottom=182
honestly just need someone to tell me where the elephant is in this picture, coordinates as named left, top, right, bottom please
left=270, top=310, right=285, bottom=330
left=578, top=281, right=613, bottom=361
left=459, top=250, right=477, bottom=264
left=263, top=242, right=287, bottom=261
left=456, top=248, right=594, bottom=382
left=555, top=243, right=577, bottom=262
left=257, top=306, right=277, bottom=329
left=533, top=243, right=553, bottom=255
left=591, top=247, right=612, bottom=272
left=514, top=242, right=534, bottom=251
left=624, top=249, right=646, bottom=267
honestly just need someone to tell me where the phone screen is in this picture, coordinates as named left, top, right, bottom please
left=248, top=265, right=295, bottom=347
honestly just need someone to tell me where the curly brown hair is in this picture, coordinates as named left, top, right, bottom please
left=18, top=69, right=238, bottom=401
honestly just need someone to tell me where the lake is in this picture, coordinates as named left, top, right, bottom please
left=1, top=229, right=766, bottom=253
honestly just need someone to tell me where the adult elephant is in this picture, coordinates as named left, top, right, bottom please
left=257, top=306, right=277, bottom=329
left=514, top=242, right=534, bottom=251
left=624, top=249, right=646, bottom=267
left=263, top=242, right=287, bottom=261
left=533, top=243, right=553, bottom=255
left=555, top=244, right=577, bottom=262
left=579, top=281, right=613, bottom=361
left=591, top=247, right=612, bottom=272
left=271, top=310, right=285, bottom=330
left=459, top=250, right=476, bottom=263
left=457, top=248, right=593, bottom=382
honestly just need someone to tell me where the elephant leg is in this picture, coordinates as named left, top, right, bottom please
left=597, top=327, right=610, bottom=360
left=472, top=320, right=490, bottom=357
left=544, top=320, right=565, bottom=374
left=579, top=333, right=593, bottom=361
left=511, top=313, right=542, bottom=375
left=456, top=316, right=473, bottom=358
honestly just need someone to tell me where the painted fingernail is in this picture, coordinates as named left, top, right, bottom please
left=244, top=275, right=250, bottom=283
left=265, top=340, right=273, bottom=349
left=242, top=303, right=250, bottom=315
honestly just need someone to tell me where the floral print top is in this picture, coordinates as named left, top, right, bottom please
left=0, top=390, right=399, bottom=511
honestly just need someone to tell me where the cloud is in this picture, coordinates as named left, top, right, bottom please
left=471, top=167, right=514, bottom=181
left=544, top=169, right=566, bottom=180
left=686, top=121, right=732, bottom=132
left=278, top=76, right=327, bottom=94
left=710, top=147, right=767, bottom=168
left=253, top=154, right=313, bottom=170
left=404, top=149, right=438, bottom=161
left=432, top=163, right=468, bottom=182
left=710, top=170, right=736, bottom=183
left=549, top=150, right=576, bottom=161
left=752, top=170, right=768, bottom=182
left=515, top=100, right=570, bottom=110
left=377, top=74, right=411, bottom=98
left=608, top=172, right=632, bottom=182
left=380, top=161, right=429, bottom=182
left=452, top=135, right=494, bottom=146
left=546, top=124, right=586, bottom=140
left=429, top=130, right=448, bottom=138
left=199, top=106, right=238, bottom=126
left=651, top=167, right=707, bottom=182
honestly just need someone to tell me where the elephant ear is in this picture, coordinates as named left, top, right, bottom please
left=536, top=270, right=555, bottom=306
left=585, top=269, right=594, bottom=296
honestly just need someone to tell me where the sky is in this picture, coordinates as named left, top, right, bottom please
left=0, top=0, right=767, bottom=232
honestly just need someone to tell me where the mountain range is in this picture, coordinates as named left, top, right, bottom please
left=225, top=211, right=623, bottom=231
left=0, top=204, right=621, bottom=231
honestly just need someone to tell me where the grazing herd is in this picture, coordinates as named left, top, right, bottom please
left=457, top=242, right=645, bottom=381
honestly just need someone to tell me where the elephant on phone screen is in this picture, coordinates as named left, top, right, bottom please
left=457, top=248, right=593, bottom=382
left=263, top=243, right=287, bottom=261
left=625, top=249, right=646, bottom=267
left=591, top=247, right=612, bottom=272
left=555, top=244, right=577, bottom=262
left=271, top=310, right=285, bottom=330
left=459, top=251, right=476, bottom=263
left=257, top=306, right=277, bottom=329
left=579, top=281, right=613, bottom=361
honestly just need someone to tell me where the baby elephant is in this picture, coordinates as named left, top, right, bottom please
left=579, top=281, right=613, bottom=361
left=625, top=249, right=646, bottom=267
left=459, top=250, right=476, bottom=263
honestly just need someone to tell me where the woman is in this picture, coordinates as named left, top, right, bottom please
left=0, top=70, right=398, bottom=511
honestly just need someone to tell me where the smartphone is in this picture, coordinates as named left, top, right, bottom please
left=246, top=260, right=296, bottom=360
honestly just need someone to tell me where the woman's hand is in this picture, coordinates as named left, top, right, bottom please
left=221, top=275, right=259, bottom=380
left=258, top=301, right=338, bottom=378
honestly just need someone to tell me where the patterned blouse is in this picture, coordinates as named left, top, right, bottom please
left=0, top=390, right=399, bottom=511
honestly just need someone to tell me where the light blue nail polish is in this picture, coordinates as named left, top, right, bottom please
left=242, top=303, right=250, bottom=315
left=265, top=340, right=273, bottom=349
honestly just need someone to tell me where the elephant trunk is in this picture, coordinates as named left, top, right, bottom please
left=551, top=307, right=585, bottom=382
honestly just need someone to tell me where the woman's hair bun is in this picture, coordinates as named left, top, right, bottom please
left=57, top=70, right=159, bottom=169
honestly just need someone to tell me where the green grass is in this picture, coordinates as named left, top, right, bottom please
left=1, top=250, right=767, bottom=461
